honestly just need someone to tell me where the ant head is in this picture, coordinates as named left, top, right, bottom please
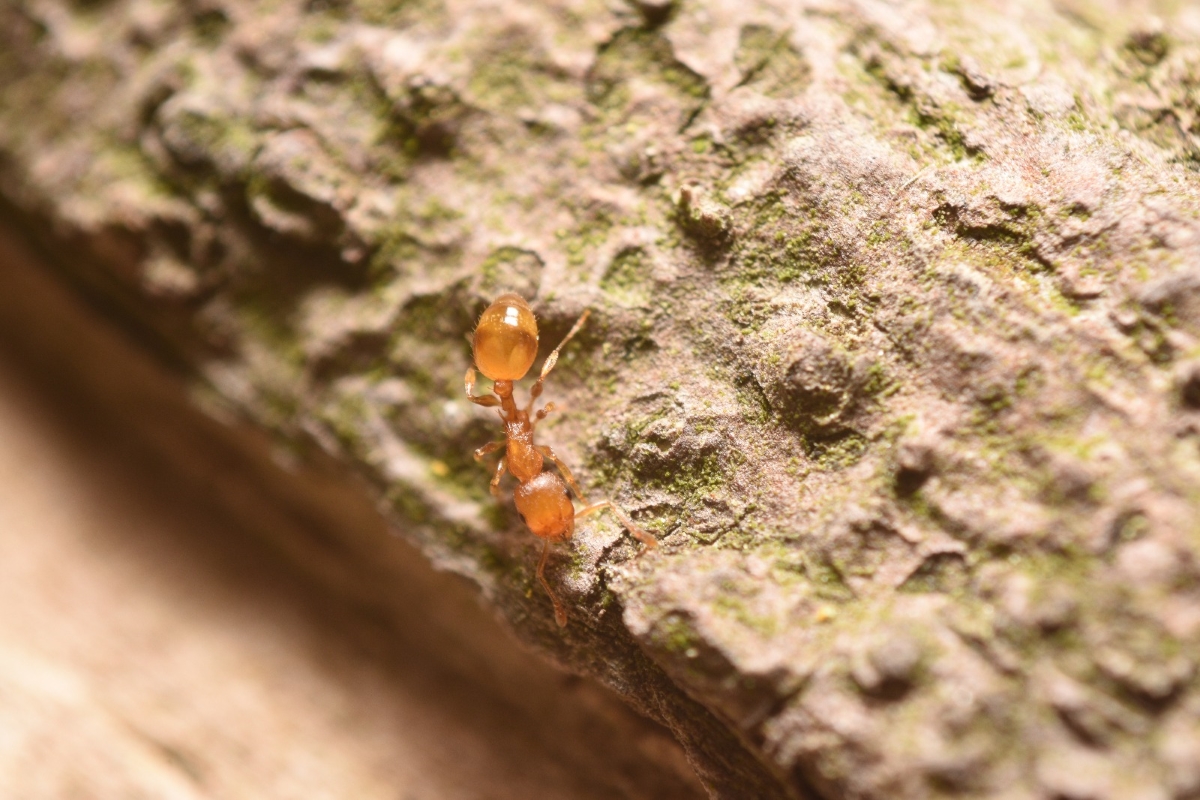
left=473, top=293, right=539, bottom=381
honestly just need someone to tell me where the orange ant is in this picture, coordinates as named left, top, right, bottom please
left=465, top=293, right=656, bottom=627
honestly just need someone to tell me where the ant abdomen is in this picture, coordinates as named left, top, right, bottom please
left=514, top=472, right=575, bottom=541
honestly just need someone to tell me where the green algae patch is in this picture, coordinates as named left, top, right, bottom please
left=587, top=28, right=709, bottom=129
left=601, top=247, right=653, bottom=308
left=734, top=24, right=812, bottom=98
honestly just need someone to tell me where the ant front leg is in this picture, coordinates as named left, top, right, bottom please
left=534, top=444, right=587, bottom=503
left=473, top=440, right=504, bottom=461
left=575, top=500, right=658, bottom=551
left=465, top=367, right=501, bottom=407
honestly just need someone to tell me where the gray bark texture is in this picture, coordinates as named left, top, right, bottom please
left=3, top=0, right=1200, bottom=797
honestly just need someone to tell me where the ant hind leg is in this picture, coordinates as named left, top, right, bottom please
left=537, top=539, right=568, bottom=627
left=574, top=500, right=657, bottom=552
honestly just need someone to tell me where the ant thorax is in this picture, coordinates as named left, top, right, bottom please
left=505, top=420, right=543, bottom=481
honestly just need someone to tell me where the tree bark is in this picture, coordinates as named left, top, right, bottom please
left=4, top=0, right=1200, bottom=797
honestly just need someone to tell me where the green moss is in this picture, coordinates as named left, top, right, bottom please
left=652, top=612, right=702, bottom=655
left=646, top=445, right=743, bottom=502
left=465, top=25, right=578, bottom=114
left=321, top=390, right=373, bottom=454
left=350, top=0, right=445, bottom=26
left=587, top=27, right=709, bottom=127
left=388, top=484, right=434, bottom=526
left=189, top=7, right=230, bottom=44
left=805, top=431, right=869, bottom=470
left=479, top=246, right=543, bottom=295
left=1116, top=511, right=1150, bottom=543
left=734, top=24, right=812, bottom=98
left=418, top=197, right=463, bottom=224
left=341, top=67, right=470, bottom=175
left=93, top=143, right=179, bottom=202
left=297, top=13, right=341, bottom=44
left=899, top=553, right=970, bottom=595
left=933, top=202, right=1050, bottom=276
left=803, top=557, right=856, bottom=602
left=839, top=34, right=998, bottom=168
left=859, top=360, right=894, bottom=398
left=713, top=595, right=778, bottom=637
left=369, top=230, right=422, bottom=277
left=858, top=49, right=981, bottom=163
left=715, top=192, right=857, bottom=335
left=555, top=207, right=617, bottom=269
left=600, top=247, right=653, bottom=307
left=1008, top=544, right=1094, bottom=585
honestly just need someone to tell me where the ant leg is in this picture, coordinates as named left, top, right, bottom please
left=534, top=444, right=587, bottom=503
left=532, top=402, right=558, bottom=427
left=537, top=539, right=568, bottom=627
left=465, top=367, right=501, bottom=407
left=527, top=310, right=591, bottom=412
left=474, top=440, right=504, bottom=461
left=490, top=457, right=507, bottom=497
left=575, top=501, right=657, bottom=551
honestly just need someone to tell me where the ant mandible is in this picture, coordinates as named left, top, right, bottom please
left=465, top=293, right=656, bottom=627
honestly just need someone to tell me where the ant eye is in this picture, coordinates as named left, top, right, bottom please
left=473, top=293, right=539, bottom=381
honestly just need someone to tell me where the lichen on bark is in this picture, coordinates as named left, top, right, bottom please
left=5, top=0, right=1200, bottom=797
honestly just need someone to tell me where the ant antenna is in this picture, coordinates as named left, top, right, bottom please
left=529, top=310, right=590, bottom=410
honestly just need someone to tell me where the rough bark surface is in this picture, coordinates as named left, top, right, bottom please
left=4, top=0, right=1200, bottom=797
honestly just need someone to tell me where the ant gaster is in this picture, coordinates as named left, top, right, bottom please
left=465, top=293, right=656, bottom=627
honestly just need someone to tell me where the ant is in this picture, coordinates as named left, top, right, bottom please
left=465, top=293, right=656, bottom=627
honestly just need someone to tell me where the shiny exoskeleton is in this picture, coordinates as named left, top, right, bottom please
left=466, top=293, right=656, bottom=627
